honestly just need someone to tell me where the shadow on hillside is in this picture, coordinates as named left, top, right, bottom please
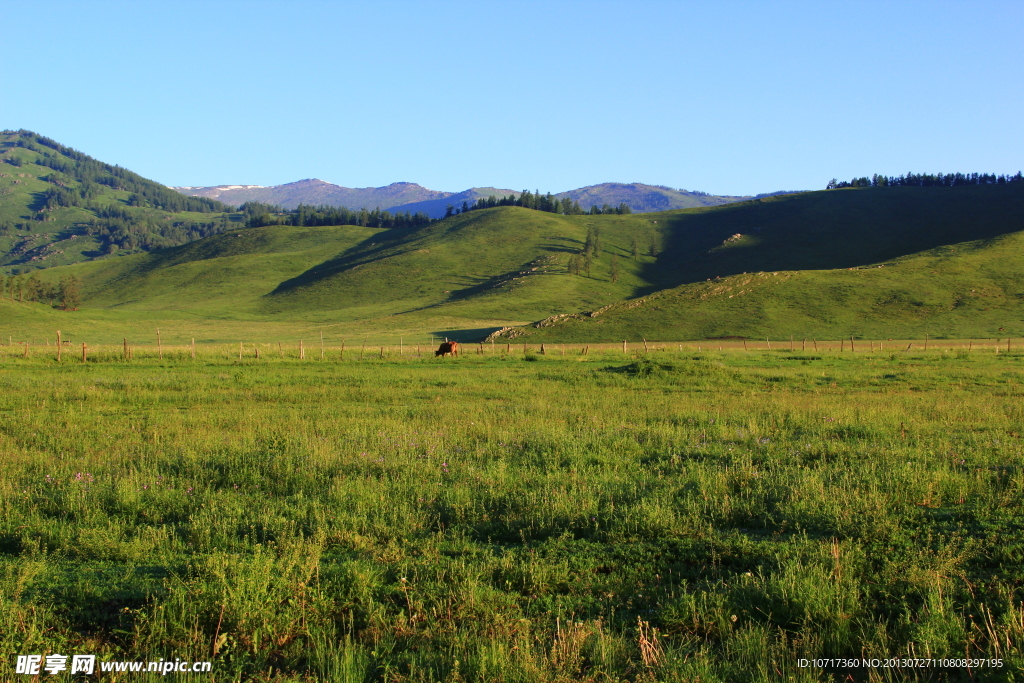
left=267, top=230, right=418, bottom=295
left=636, top=184, right=1024, bottom=296
left=543, top=235, right=585, bottom=253
left=428, top=327, right=506, bottom=343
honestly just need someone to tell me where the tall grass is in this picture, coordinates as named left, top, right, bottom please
left=2, top=346, right=1022, bottom=681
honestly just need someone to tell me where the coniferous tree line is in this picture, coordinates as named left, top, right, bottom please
left=82, top=214, right=231, bottom=253
left=827, top=171, right=1024, bottom=189
left=241, top=202, right=433, bottom=230
left=452, top=190, right=633, bottom=217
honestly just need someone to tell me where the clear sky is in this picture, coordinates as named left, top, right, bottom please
left=5, top=0, right=1022, bottom=195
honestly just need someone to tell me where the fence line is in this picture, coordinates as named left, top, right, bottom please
left=0, top=335, right=1018, bottom=362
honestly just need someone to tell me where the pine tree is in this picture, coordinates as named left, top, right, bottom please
left=583, top=225, right=602, bottom=259
left=610, top=254, right=620, bottom=283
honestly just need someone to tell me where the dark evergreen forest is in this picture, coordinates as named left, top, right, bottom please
left=828, top=171, right=1024, bottom=189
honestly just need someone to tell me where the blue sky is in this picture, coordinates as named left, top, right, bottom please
left=6, top=0, right=1022, bottom=195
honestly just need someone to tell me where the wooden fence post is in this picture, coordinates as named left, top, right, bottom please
left=540, top=343, right=545, bottom=355
left=766, top=338, right=771, bottom=351
left=81, top=343, right=87, bottom=363
left=157, top=328, right=163, bottom=360
left=850, top=336, right=855, bottom=352
left=622, top=340, right=627, bottom=354
left=300, top=340, right=305, bottom=360
left=321, top=331, right=325, bottom=360
left=23, top=342, right=28, bottom=358
left=191, top=338, right=196, bottom=360
left=57, top=330, right=62, bottom=361
left=238, top=342, right=243, bottom=360
left=341, top=340, right=346, bottom=360
left=124, top=337, right=129, bottom=360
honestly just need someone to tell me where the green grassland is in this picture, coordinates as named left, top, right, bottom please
left=2, top=347, right=1023, bottom=681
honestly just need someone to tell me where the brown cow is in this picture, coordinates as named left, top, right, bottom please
left=435, top=341, right=459, bottom=357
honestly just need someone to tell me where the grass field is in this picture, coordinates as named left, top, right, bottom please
left=3, top=343, right=1023, bottom=681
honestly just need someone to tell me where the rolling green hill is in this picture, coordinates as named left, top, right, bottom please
left=498, top=183, right=1024, bottom=341
left=0, top=129, right=237, bottom=272
left=6, top=178, right=1024, bottom=343
left=26, top=207, right=659, bottom=327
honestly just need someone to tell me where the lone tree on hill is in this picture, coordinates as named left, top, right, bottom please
left=59, top=275, right=81, bottom=310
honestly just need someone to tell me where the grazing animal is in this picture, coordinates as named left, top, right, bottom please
left=435, top=341, right=459, bottom=357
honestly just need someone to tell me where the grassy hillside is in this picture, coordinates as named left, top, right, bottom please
left=258, top=206, right=661, bottom=320
left=510, top=221, right=1024, bottom=341
left=0, top=129, right=237, bottom=272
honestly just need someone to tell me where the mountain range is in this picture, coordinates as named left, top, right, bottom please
left=173, top=179, right=783, bottom=217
